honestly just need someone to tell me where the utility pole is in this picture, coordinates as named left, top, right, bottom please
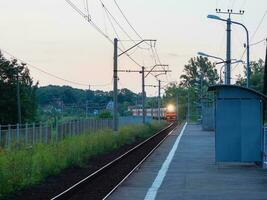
left=263, top=39, right=267, bottom=95
left=142, top=66, right=146, bottom=124
left=187, top=92, right=190, bottom=123
left=158, top=80, right=161, bottom=123
left=117, top=69, right=171, bottom=124
left=61, top=100, right=64, bottom=118
left=86, top=100, right=88, bottom=118
left=16, top=66, right=22, bottom=124
left=176, top=94, right=179, bottom=122
left=200, top=72, right=203, bottom=122
left=215, top=9, right=245, bottom=85
left=113, top=38, right=156, bottom=131
left=113, top=38, right=118, bottom=132
left=226, top=17, right=231, bottom=85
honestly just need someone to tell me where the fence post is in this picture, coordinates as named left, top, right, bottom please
left=51, top=123, right=53, bottom=143
left=16, top=124, right=20, bottom=144
left=8, top=124, right=11, bottom=148
left=45, top=122, right=48, bottom=144
left=74, top=120, right=77, bottom=135
left=56, top=120, right=58, bottom=143
left=39, top=122, right=42, bottom=143
left=32, top=123, right=35, bottom=145
left=68, top=120, right=71, bottom=137
left=60, top=122, right=64, bottom=140
left=0, top=124, right=1, bottom=148
left=25, top=123, right=29, bottom=145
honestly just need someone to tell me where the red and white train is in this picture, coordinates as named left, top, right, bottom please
left=131, top=104, right=177, bottom=122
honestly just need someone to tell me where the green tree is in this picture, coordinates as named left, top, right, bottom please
left=98, top=110, right=112, bottom=119
left=236, top=59, right=264, bottom=92
left=0, top=52, right=38, bottom=124
left=180, top=56, right=219, bottom=89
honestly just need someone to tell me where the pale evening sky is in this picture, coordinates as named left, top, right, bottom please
left=0, top=0, right=266, bottom=96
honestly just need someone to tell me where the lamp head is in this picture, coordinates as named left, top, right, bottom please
left=197, top=52, right=209, bottom=57
left=207, top=14, right=221, bottom=20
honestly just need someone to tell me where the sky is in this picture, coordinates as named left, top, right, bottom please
left=0, top=0, right=266, bottom=96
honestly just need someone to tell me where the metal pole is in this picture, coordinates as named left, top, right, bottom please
left=226, top=17, right=231, bottom=85
left=246, top=30, right=250, bottom=88
left=219, top=65, right=225, bottom=84
left=176, top=94, right=179, bottom=122
left=16, top=67, right=22, bottom=124
left=142, top=66, right=145, bottom=124
left=187, top=92, right=190, bottom=123
left=200, top=72, right=203, bottom=121
left=113, top=38, right=118, bottom=132
left=158, top=80, right=161, bottom=122
left=86, top=100, right=88, bottom=118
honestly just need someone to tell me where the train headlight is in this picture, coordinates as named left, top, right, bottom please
left=167, top=104, right=175, bottom=112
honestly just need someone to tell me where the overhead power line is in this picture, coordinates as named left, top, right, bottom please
left=251, top=38, right=267, bottom=46
left=113, top=0, right=143, bottom=41
left=232, top=10, right=267, bottom=72
left=0, top=48, right=112, bottom=87
left=65, top=0, right=145, bottom=67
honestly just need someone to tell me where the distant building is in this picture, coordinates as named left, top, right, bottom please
left=106, top=101, right=113, bottom=110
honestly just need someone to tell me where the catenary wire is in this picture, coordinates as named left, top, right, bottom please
left=0, top=48, right=113, bottom=87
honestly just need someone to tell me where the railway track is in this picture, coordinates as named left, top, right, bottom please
left=51, top=122, right=178, bottom=200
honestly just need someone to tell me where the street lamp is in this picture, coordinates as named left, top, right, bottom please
left=198, top=52, right=225, bottom=62
left=198, top=52, right=243, bottom=84
left=207, top=14, right=250, bottom=88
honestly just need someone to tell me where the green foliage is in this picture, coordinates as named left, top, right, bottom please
left=98, top=110, right=112, bottom=119
left=180, top=56, right=219, bottom=89
left=0, top=122, right=166, bottom=198
left=37, top=86, right=141, bottom=119
left=236, top=59, right=264, bottom=93
left=0, top=52, right=38, bottom=124
left=164, top=56, right=218, bottom=122
left=164, top=83, right=198, bottom=121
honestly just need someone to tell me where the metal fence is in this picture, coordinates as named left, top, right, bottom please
left=264, top=126, right=267, bottom=166
left=202, top=101, right=215, bottom=131
left=0, top=119, right=112, bottom=149
left=119, top=116, right=152, bottom=126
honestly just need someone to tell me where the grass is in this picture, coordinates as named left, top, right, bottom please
left=0, top=122, right=166, bottom=199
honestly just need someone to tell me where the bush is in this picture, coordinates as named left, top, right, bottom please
left=0, top=122, right=166, bottom=198
left=98, top=110, right=112, bottom=119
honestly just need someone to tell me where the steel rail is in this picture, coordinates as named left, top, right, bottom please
left=51, top=123, right=177, bottom=200
left=103, top=124, right=180, bottom=200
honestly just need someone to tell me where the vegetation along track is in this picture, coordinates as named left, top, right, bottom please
left=51, top=122, right=178, bottom=200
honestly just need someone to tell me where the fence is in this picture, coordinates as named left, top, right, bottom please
left=0, top=119, right=112, bottom=149
left=264, top=126, right=267, bottom=166
left=202, top=101, right=215, bottom=131
left=119, top=116, right=152, bottom=126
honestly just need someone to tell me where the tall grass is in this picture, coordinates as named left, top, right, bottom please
left=0, top=122, right=166, bottom=198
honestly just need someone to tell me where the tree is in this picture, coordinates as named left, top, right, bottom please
left=236, top=59, right=264, bottom=92
left=180, top=56, right=219, bottom=89
left=0, top=51, right=38, bottom=124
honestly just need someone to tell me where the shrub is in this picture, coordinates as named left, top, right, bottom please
left=0, top=122, right=166, bottom=198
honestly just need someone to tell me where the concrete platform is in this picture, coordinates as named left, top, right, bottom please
left=108, top=124, right=267, bottom=200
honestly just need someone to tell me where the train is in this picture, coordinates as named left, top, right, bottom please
left=131, top=104, right=177, bottom=122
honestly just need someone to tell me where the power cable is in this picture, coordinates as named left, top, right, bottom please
left=251, top=38, right=267, bottom=47
left=98, top=0, right=136, bottom=43
left=232, top=10, right=267, bottom=72
left=113, top=0, right=143, bottom=41
left=0, top=48, right=113, bottom=87
left=251, top=10, right=267, bottom=40
left=65, top=0, right=143, bottom=67
left=99, top=0, right=150, bottom=52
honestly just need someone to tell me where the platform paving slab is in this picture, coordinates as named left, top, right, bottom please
left=108, top=124, right=267, bottom=200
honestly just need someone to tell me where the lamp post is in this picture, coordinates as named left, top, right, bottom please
left=198, top=52, right=243, bottom=84
left=207, top=14, right=250, bottom=88
left=113, top=38, right=156, bottom=132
